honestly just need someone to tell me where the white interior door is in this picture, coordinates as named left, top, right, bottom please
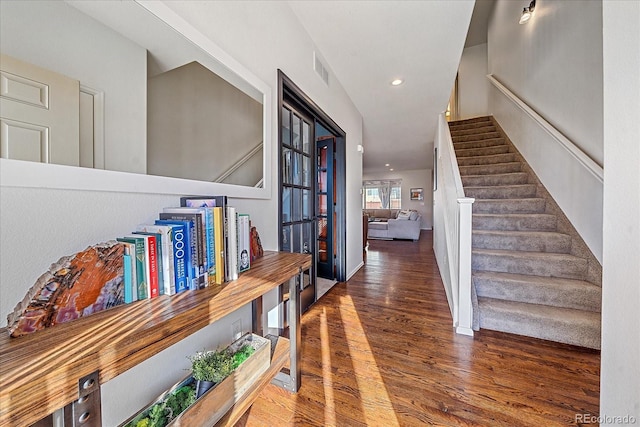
left=0, top=53, right=80, bottom=165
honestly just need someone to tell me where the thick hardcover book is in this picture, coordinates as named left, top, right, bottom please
left=180, top=195, right=229, bottom=281
left=134, top=232, right=164, bottom=296
left=155, top=219, right=194, bottom=291
left=136, top=225, right=176, bottom=296
left=154, top=221, right=188, bottom=293
left=160, top=209, right=207, bottom=289
left=128, top=234, right=159, bottom=299
left=212, top=206, right=226, bottom=284
left=182, top=202, right=217, bottom=286
left=123, top=252, right=133, bottom=303
left=117, top=236, right=147, bottom=300
left=120, top=241, right=138, bottom=302
left=227, top=206, right=238, bottom=281
left=238, top=214, right=251, bottom=273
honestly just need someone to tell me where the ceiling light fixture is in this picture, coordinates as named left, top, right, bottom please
left=389, top=168, right=394, bottom=171
left=385, top=163, right=390, bottom=167
left=519, top=0, right=536, bottom=24
left=391, top=79, right=403, bottom=86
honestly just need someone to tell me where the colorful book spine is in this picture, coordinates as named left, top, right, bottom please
left=183, top=202, right=216, bottom=287
left=180, top=196, right=228, bottom=281
left=119, top=241, right=138, bottom=302
left=117, top=237, right=147, bottom=300
left=227, top=206, right=238, bottom=281
left=160, top=210, right=206, bottom=290
left=123, top=252, right=133, bottom=303
left=212, top=206, right=226, bottom=284
left=134, top=234, right=159, bottom=299
left=134, top=232, right=164, bottom=296
left=135, top=225, right=176, bottom=296
left=155, top=219, right=195, bottom=291
left=238, top=214, right=251, bottom=273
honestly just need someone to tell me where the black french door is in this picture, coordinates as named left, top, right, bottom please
left=316, top=136, right=335, bottom=279
left=280, top=102, right=316, bottom=313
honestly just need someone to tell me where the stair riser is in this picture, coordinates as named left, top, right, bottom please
left=474, top=277, right=601, bottom=312
left=472, top=233, right=572, bottom=253
left=472, top=199, right=546, bottom=214
left=472, top=253, right=587, bottom=280
left=449, top=123, right=494, bottom=133
left=460, top=162, right=522, bottom=176
left=478, top=305, right=601, bottom=349
left=455, top=145, right=510, bottom=158
left=465, top=185, right=537, bottom=199
left=462, top=173, right=529, bottom=187
left=453, top=138, right=507, bottom=150
left=451, top=125, right=497, bottom=137
left=473, top=215, right=556, bottom=231
left=457, top=153, right=517, bottom=167
left=453, top=132, right=502, bottom=143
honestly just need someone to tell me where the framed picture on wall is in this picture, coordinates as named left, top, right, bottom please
left=410, top=188, right=424, bottom=201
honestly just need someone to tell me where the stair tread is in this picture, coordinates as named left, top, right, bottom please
left=473, top=271, right=599, bottom=288
left=462, top=172, right=528, bottom=179
left=473, top=248, right=585, bottom=261
left=473, top=229, right=570, bottom=238
left=474, top=271, right=601, bottom=313
left=473, top=212, right=553, bottom=217
left=459, top=161, right=522, bottom=171
left=478, top=296, right=601, bottom=349
left=465, top=184, right=537, bottom=190
left=453, top=138, right=507, bottom=149
left=478, top=297, right=601, bottom=322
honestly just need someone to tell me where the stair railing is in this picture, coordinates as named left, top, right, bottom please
left=433, top=113, right=475, bottom=336
left=213, top=141, right=263, bottom=184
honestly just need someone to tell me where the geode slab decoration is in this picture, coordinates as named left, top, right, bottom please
left=7, top=241, right=126, bottom=337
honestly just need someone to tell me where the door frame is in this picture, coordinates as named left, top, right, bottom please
left=277, top=70, right=347, bottom=283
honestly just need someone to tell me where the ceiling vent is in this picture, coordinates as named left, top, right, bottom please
left=313, top=52, right=329, bottom=86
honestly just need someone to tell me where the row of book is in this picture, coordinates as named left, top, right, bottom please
left=117, top=195, right=253, bottom=303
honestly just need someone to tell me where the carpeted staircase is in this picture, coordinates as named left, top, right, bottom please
left=449, top=116, right=602, bottom=349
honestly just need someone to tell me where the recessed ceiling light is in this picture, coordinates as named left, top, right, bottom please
left=391, top=79, right=403, bottom=86
left=385, top=163, right=390, bottom=167
left=389, top=168, right=394, bottom=171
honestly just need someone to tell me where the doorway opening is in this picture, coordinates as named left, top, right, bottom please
left=278, top=70, right=346, bottom=313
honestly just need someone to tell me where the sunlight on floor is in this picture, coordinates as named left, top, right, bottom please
left=339, top=295, right=400, bottom=427
left=319, top=308, right=336, bottom=426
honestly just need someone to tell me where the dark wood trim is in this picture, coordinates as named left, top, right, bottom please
left=277, top=70, right=348, bottom=282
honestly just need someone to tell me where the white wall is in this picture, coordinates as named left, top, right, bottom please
left=0, top=1, right=147, bottom=174
left=147, top=61, right=263, bottom=184
left=362, top=169, right=433, bottom=229
left=162, top=1, right=365, bottom=280
left=0, top=1, right=363, bottom=424
left=487, top=0, right=603, bottom=262
left=600, top=1, right=640, bottom=424
left=488, top=0, right=603, bottom=166
left=458, top=43, right=490, bottom=119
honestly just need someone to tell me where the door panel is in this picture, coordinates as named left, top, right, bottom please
left=316, top=137, right=335, bottom=279
left=0, top=118, right=49, bottom=162
left=280, top=103, right=316, bottom=313
left=0, top=54, right=80, bottom=165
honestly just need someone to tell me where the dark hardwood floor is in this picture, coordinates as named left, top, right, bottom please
left=237, top=231, right=600, bottom=426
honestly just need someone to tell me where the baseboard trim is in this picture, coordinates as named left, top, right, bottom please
left=455, top=325, right=474, bottom=337
left=347, top=261, right=364, bottom=281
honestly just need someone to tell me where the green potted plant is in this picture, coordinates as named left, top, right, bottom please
left=188, top=348, right=234, bottom=398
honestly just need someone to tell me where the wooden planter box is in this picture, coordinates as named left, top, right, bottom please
left=121, top=333, right=271, bottom=427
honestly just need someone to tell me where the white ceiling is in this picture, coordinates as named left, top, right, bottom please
left=288, top=0, right=483, bottom=174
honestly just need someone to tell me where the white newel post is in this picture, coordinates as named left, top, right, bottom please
left=456, top=197, right=475, bottom=336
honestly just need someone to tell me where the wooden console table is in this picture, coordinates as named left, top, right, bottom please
left=0, top=251, right=311, bottom=427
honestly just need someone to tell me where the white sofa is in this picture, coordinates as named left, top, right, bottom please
left=365, top=209, right=422, bottom=241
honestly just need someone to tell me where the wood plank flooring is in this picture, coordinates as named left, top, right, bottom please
left=236, top=231, right=600, bottom=426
